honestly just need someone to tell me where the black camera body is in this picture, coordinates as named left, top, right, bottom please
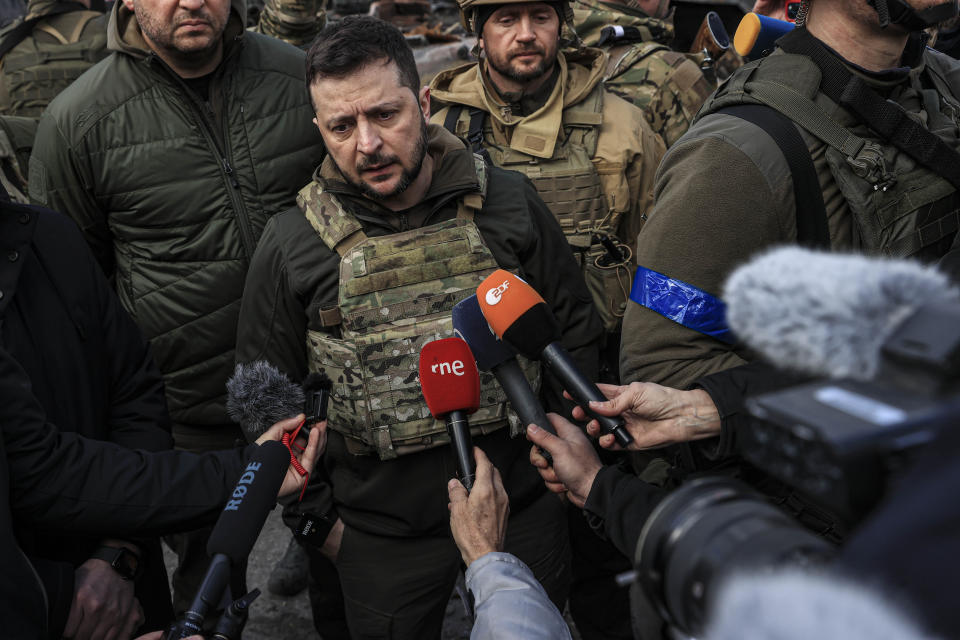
left=634, top=300, right=960, bottom=638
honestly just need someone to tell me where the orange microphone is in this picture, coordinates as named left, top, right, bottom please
left=477, top=270, right=634, bottom=448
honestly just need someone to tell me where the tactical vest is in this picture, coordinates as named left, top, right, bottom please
left=699, top=50, right=960, bottom=259
left=0, top=9, right=106, bottom=117
left=442, top=84, right=633, bottom=331
left=297, top=159, right=541, bottom=460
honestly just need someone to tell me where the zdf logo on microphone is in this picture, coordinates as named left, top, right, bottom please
left=485, top=280, right=510, bottom=305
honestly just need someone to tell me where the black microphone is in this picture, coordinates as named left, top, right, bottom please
left=476, top=270, right=634, bottom=447
left=163, top=441, right=289, bottom=638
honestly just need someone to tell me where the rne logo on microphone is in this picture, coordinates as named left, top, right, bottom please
left=431, top=360, right=466, bottom=376
left=485, top=280, right=510, bottom=306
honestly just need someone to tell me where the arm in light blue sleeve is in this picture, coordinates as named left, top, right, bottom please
left=467, top=552, right=572, bottom=640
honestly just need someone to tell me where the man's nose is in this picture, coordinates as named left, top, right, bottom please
left=356, top=120, right=383, bottom=157
left=516, top=16, right=536, bottom=41
left=179, top=0, right=204, bottom=10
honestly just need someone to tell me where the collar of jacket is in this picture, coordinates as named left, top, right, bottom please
left=106, top=0, right=245, bottom=62
left=431, top=47, right=606, bottom=159
left=0, top=201, right=38, bottom=317
left=571, top=0, right=674, bottom=47
left=314, top=124, right=482, bottom=230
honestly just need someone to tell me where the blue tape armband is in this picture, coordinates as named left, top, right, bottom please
left=629, top=266, right=735, bottom=344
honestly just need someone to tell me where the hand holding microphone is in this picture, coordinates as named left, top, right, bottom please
left=476, top=270, right=634, bottom=447
left=573, top=383, right=722, bottom=451
left=420, top=337, right=482, bottom=491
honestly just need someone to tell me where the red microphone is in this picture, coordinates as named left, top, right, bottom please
left=477, top=270, right=634, bottom=448
left=420, top=337, right=481, bottom=491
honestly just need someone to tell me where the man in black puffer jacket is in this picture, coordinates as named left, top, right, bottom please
left=28, top=0, right=325, bottom=614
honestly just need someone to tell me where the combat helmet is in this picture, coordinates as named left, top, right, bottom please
left=457, top=0, right=575, bottom=35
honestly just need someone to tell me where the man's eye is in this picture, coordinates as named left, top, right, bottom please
left=378, top=111, right=395, bottom=121
left=332, top=124, right=350, bottom=134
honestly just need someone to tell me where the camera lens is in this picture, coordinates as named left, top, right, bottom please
left=636, top=476, right=835, bottom=636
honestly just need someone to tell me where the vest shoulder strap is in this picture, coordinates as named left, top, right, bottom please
left=456, top=152, right=487, bottom=221
left=717, top=104, right=830, bottom=249
left=297, top=180, right=367, bottom=257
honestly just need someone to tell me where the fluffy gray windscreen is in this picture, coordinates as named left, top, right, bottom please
left=226, top=361, right=305, bottom=440
left=723, top=247, right=957, bottom=381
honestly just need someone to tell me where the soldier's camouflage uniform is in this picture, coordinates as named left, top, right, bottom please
left=572, top=0, right=713, bottom=146
left=0, top=0, right=108, bottom=118
left=250, top=0, right=324, bottom=49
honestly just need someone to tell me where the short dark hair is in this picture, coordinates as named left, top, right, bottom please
left=305, top=16, right=421, bottom=105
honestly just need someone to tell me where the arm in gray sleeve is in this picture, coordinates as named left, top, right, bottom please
left=467, top=552, right=572, bottom=640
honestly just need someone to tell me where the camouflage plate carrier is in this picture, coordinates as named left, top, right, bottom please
left=0, top=6, right=107, bottom=117
left=701, top=51, right=960, bottom=259
left=298, top=156, right=540, bottom=459
left=442, top=83, right=633, bottom=332
left=572, top=1, right=713, bottom=146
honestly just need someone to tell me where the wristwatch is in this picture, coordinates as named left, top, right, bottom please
left=90, top=545, right=142, bottom=581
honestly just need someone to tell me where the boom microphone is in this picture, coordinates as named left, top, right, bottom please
left=476, top=270, right=633, bottom=447
left=165, top=441, right=289, bottom=637
left=723, top=247, right=959, bottom=380
left=419, top=337, right=481, bottom=491
left=452, top=294, right=556, bottom=439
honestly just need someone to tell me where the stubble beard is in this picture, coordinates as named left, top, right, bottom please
left=339, top=118, right=430, bottom=202
left=487, top=45, right=556, bottom=83
left=135, top=5, right=225, bottom=66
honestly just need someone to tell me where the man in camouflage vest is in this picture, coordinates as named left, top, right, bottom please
left=571, top=0, right=714, bottom=146
left=0, top=0, right=108, bottom=118
left=236, top=15, right=601, bottom=639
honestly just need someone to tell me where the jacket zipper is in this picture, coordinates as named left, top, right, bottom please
left=149, top=49, right=256, bottom=259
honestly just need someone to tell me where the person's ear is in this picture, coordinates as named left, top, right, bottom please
left=419, top=86, right=431, bottom=122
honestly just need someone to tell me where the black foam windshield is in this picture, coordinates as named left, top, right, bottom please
left=502, top=303, right=560, bottom=358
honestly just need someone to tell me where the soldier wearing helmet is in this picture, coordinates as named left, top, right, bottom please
left=430, top=0, right=664, bottom=385
left=430, top=4, right=663, bottom=637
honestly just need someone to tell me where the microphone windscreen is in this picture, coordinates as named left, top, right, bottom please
left=733, top=12, right=794, bottom=59
left=419, top=337, right=481, bottom=418
left=207, top=440, right=289, bottom=563
left=453, top=294, right=516, bottom=371
left=724, top=247, right=958, bottom=380
left=226, top=361, right=304, bottom=440
left=477, top=270, right=546, bottom=339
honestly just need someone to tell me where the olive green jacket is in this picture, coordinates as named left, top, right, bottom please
left=621, top=45, right=960, bottom=390
left=29, top=0, right=324, bottom=442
